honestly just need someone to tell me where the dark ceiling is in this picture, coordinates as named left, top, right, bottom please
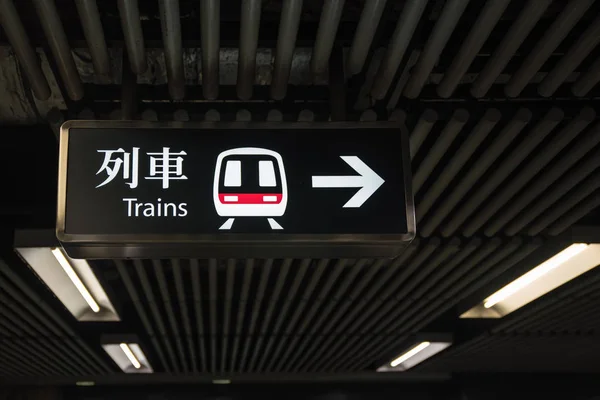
left=1, top=0, right=600, bottom=399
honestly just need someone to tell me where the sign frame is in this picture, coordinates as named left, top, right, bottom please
left=57, top=120, right=415, bottom=258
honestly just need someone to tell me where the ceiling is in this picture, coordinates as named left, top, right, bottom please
left=1, top=0, right=600, bottom=398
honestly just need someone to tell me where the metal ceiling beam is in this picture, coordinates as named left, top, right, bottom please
left=172, top=259, right=197, bottom=372
left=159, top=0, right=185, bottom=100
left=421, top=108, right=531, bottom=236
left=32, top=0, right=83, bottom=101
left=413, top=109, right=469, bottom=194
left=502, top=126, right=600, bottom=235
left=371, top=0, right=428, bottom=100
left=311, top=0, right=345, bottom=76
left=347, top=0, right=387, bottom=76
left=404, top=0, right=470, bottom=99
left=539, top=12, right=600, bottom=97
left=190, top=259, right=208, bottom=372
left=470, top=0, right=552, bottom=98
left=474, top=107, right=596, bottom=236
left=504, top=0, right=594, bottom=98
left=75, top=0, right=110, bottom=77
left=437, top=0, right=510, bottom=98
left=115, top=260, right=170, bottom=373
left=239, top=259, right=273, bottom=371
left=118, top=0, right=147, bottom=74
left=410, top=109, right=438, bottom=160
left=441, top=107, right=564, bottom=237
left=528, top=174, right=600, bottom=236
left=0, top=0, right=51, bottom=100
left=250, top=259, right=292, bottom=372
left=417, top=109, right=502, bottom=225
left=270, top=0, right=303, bottom=100
left=572, top=55, right=600, bottom=96
left=237, top=0, right=261, bottom=100
left=200, top=0, right=220, bottom=100
left=153, top=259, right=188, bottom=372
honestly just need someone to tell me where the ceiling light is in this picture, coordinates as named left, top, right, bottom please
left=462, top=243, right=600, bottom=319
left=102, top=342, right=152, bottom=373
left=15, top=230, right=120, bottom=322
left=390, top=341, right=430, bottom=367
left=120, top=343, right=141, bottom=369
left=483, top=243, right=588, bottom=309
left=51, top=247, right=100, bottom=313
left=213, top=379, right=232, bottom=384
left=378, top=338, right=452, bottom=372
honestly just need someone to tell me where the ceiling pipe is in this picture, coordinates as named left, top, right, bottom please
left=159, top=0, right=185, bottom=100
left=271, top=0, right=303, bottom=100
left=74, top=0, right=110, bottom=77
left=539, top=13, right=600, bottom=97
left=295, top=260, right=385, bottom=372
left=470, top=0, right=551, bottom=98
left=371, top=0, right=429, bottom=100
left=249, top=259, right=292, bottom=372
left=504, top=0, right=594, bottom=98
left=115, top=261, right=171, bottom=373
left=441, top=107, right=563, bottom=237
left=409, top=109, right=438, bottom=158
left=346, top=0, right=387, bottom=75
left=309, top=243, right=422, bottom=372
left=0, top=0, right=51, bottom=100
left=421, top=108, right=531, bottom=236
left=403, top=0, right=470, bottom=99
left=117, top=0, right=147, bottom=74
left=572, top=55, right=600, bottom=96
left=507, top=153, right=600, bottom=235
left=413, top=109, right=469, bottom=194
left=237, top=0, right=261, bottom=100
left=200, top=0, right=220, bottom=100
left=548, top=190, right=600, bottom=235
left=32, top=0, right=84, bottom=101
left=417, top=109, right=502, bottom=225
left=528, top=174, right=600, bottom=235
left=502, top=124, right=600, bottom=235
left=478, top=107, right=596, bottom=236
left=437, top=0, right=510, bottom=98
left=311, top=0, right=345, bottom=76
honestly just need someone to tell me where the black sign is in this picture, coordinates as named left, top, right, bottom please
left=57, top=121, right=414, bottom=258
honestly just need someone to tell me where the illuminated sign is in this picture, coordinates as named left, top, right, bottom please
left=57, top=121, right=414, bottom=258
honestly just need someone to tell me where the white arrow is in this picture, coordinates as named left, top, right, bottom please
left=311, top=156, right=385, bottom=208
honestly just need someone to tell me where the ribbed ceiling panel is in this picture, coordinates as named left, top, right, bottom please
left=71, top=236, right=540, bottom=375
left=409, top=105, right=600, bottom=238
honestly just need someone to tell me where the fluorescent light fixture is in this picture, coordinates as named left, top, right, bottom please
left=213, top=379, right=232, bottom=384
left=51, top=247, right=100, bottom=313
left=462, top=243, right=600, bottom=319
left=102, top=343, right=152, bottom=373
left=120, top=343, right=141, bottom=369
left=75, top=381, right=95, bottom=387
left=391, top=341, right=430, bottom=367
left=15, top=246, right=119, bottom=321
left=378, top=340, right=452, bottom=372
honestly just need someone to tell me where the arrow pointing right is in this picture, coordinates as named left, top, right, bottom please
left=311, top=156, right=385, bottom=208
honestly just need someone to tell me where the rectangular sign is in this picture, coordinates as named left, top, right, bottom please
left=57, top=121, right=414, bottom=258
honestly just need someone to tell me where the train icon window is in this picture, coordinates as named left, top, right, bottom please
left=213, top=148, right=288, bottom=230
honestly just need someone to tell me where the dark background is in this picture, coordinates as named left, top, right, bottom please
left=65, top=127, right=409, bottom=235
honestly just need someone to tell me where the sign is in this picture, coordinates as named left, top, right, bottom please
left=57, top=121, right=414, bottom=258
